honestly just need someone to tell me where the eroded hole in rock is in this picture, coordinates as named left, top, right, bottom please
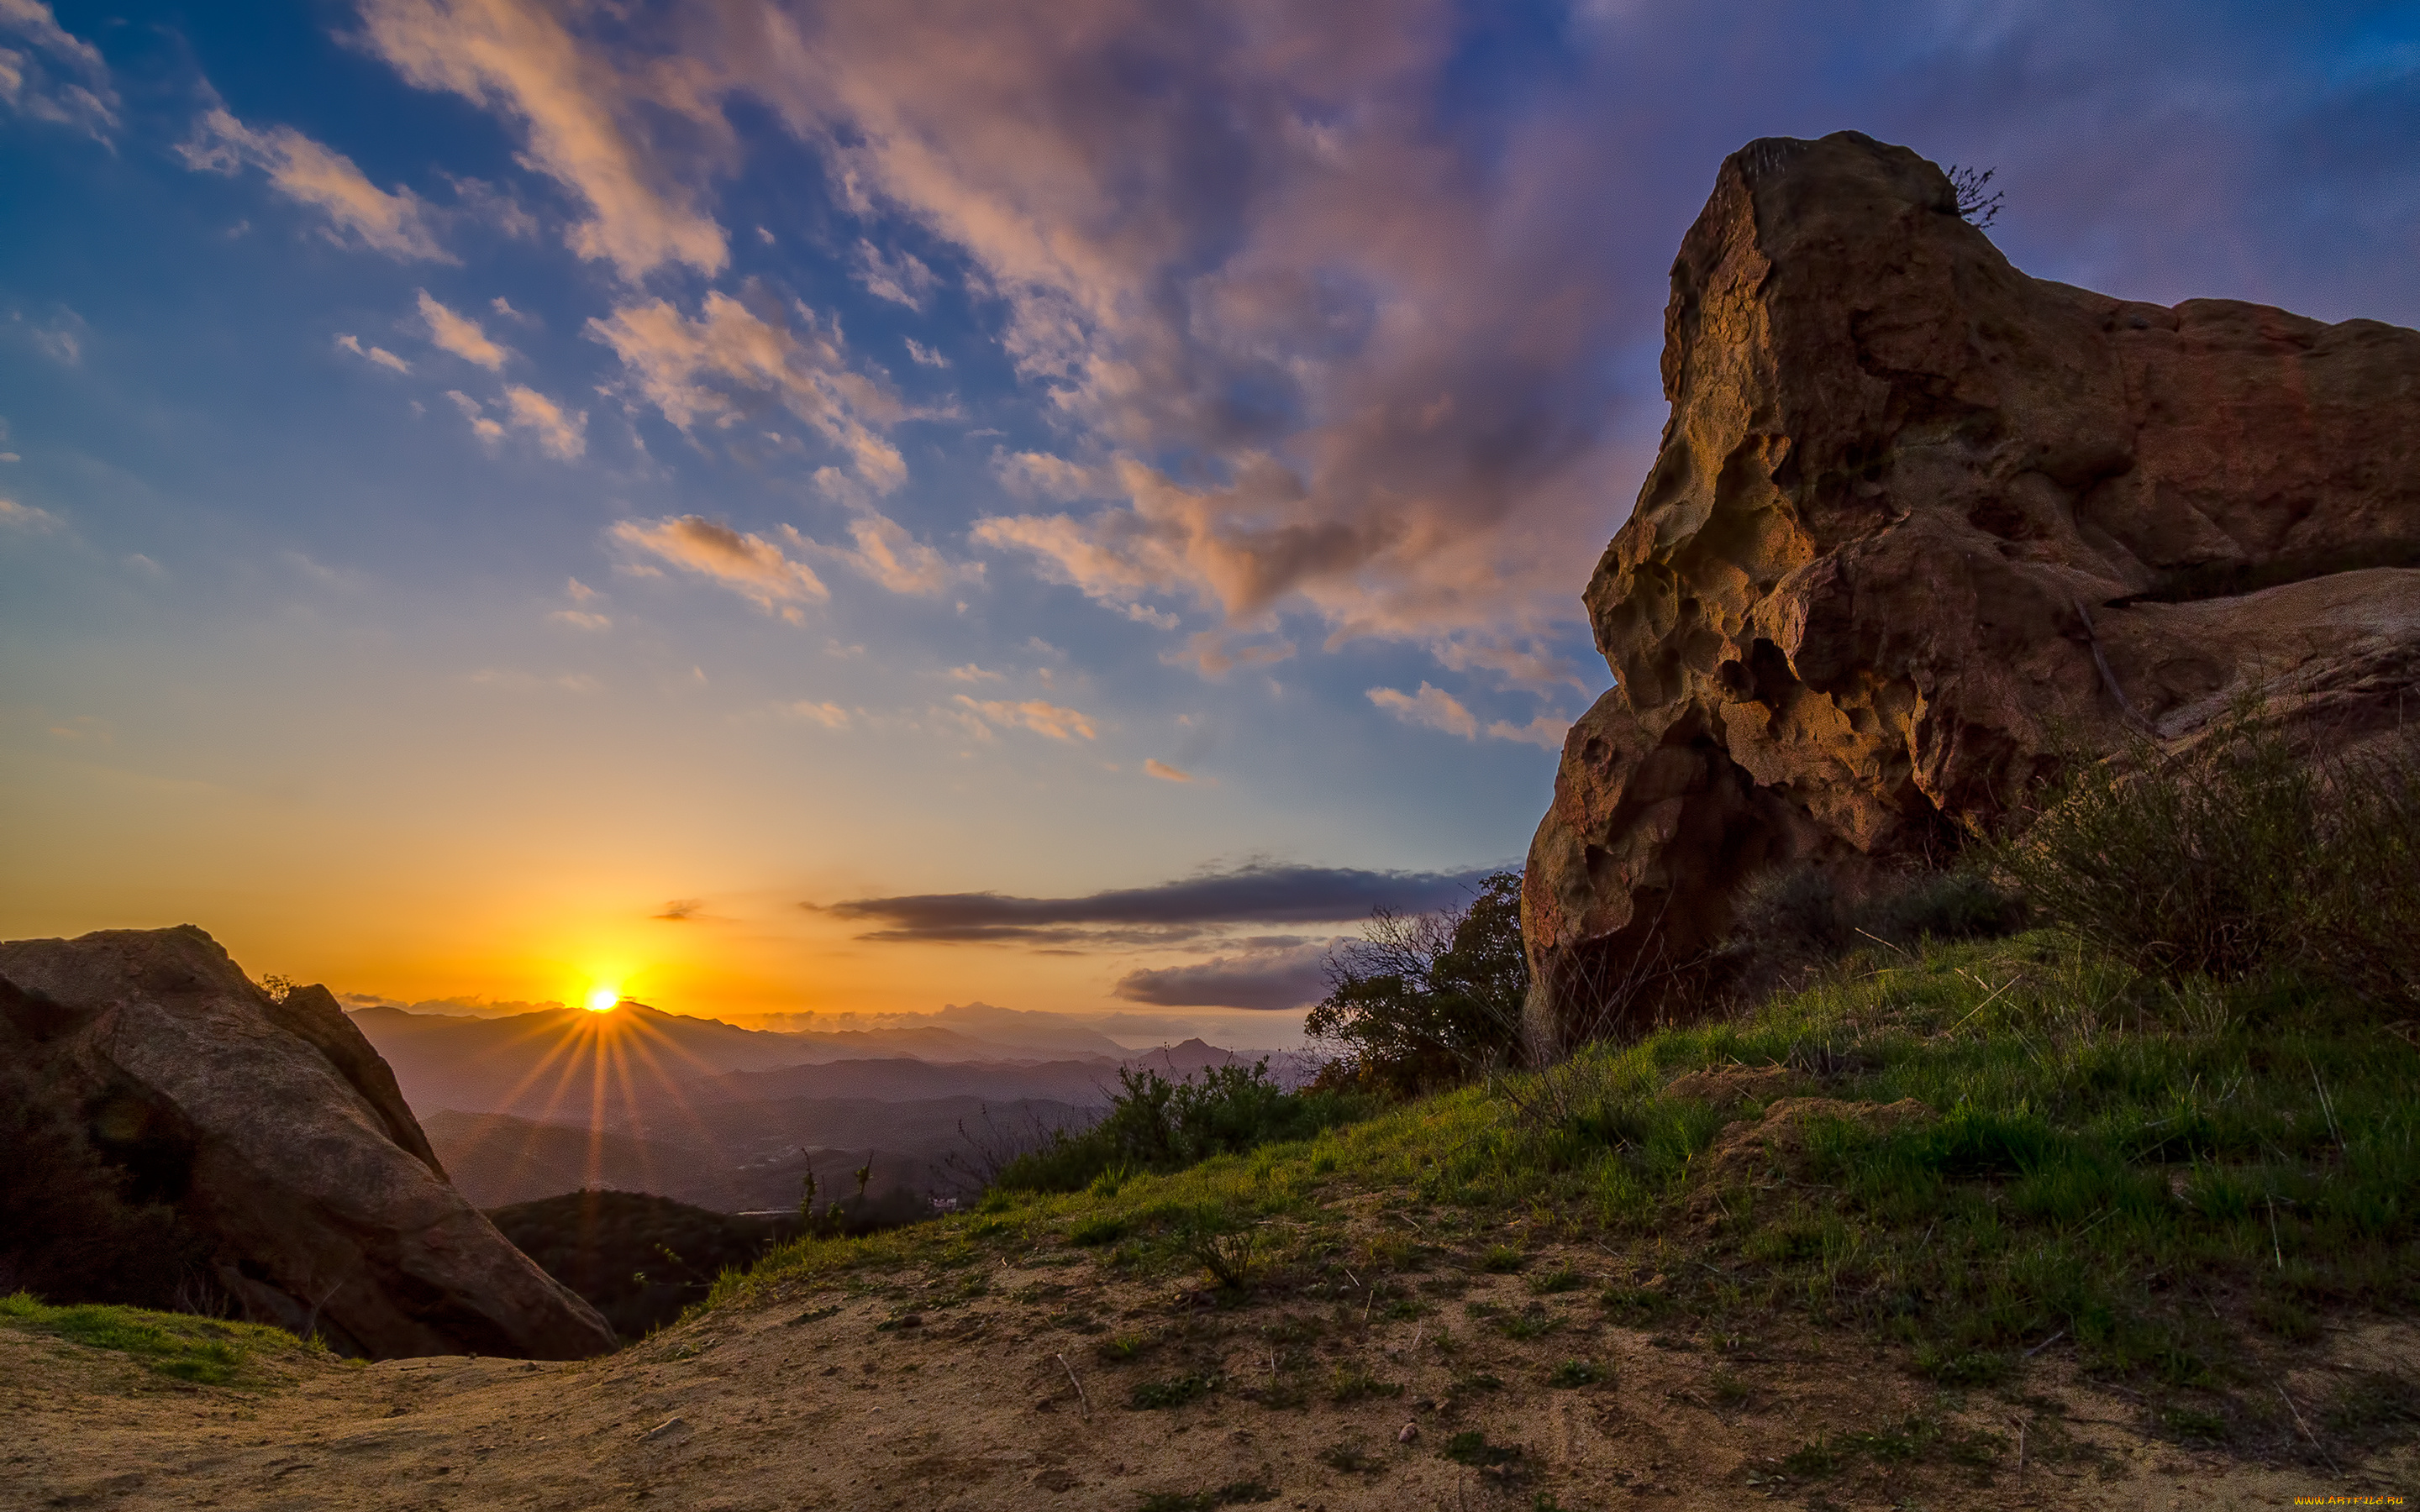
left=1965, top=496, right=2036, bottom=541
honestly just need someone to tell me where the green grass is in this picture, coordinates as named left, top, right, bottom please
left=1128, top=1372, right=1219, bottom=1410
left=1441, top=1429, right=1522, bottom=1467
left=0, top=1293, right=311, bottom=1385
left=699, top=928, right=2417, bottom=1451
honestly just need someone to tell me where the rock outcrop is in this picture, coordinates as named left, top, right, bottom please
left=1524, top=131, right=2420, bottom=1043
left=0, top=926, right=617, bottom=1360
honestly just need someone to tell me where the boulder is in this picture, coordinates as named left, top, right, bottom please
left=0, top=926, right=617, bottom=1360
left=1524, top=131, right=2420, bottom=1045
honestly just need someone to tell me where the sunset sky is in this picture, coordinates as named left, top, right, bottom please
left=4, top=1, right=2415, bottom=1040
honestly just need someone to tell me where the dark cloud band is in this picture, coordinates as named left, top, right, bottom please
left=816, top=863, right=1498, bottom=943
left=1112, top=943, right=1334, bottom=1011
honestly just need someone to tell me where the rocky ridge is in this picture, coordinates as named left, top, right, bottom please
left=1524, top=130, right=2420, bottom=1041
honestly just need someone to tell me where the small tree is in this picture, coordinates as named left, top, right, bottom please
left=1305, top=870, right=1528, bottom=1093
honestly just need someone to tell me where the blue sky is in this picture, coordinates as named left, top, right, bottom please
left=3, top=0, right=2414, bottom=1037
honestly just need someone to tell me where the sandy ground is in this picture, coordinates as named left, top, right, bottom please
left=6, top=1233, right=2412, bottom=1512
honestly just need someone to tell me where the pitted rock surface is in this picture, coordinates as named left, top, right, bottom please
left=1524, top=130, right=2420, bottom=1042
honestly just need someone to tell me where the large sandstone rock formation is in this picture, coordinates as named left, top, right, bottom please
left=1524, top=131, right=2420, bottom=1042
left=0, top=926, right=617, bottom=1360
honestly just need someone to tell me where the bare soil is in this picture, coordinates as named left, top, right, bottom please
left=6, top=1221, right=2412, bottom=1511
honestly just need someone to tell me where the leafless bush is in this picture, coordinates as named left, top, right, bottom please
left=940, top=1103, right=1087, bottom=1197
left=1947, top=164, right=2003, bottom=228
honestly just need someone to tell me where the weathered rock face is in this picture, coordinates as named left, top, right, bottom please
left=0, top=926, right=617, bottom=1360
left=1524, top=131, right=2420, bottom=1043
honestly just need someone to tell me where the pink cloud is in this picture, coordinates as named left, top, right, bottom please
left=610, top=514, right=828, bottom=622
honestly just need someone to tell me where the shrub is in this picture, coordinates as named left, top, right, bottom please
left=995, top=1063, right=1365, bottom=1194
left=1729, top=863, right=2024, bottom=962
left=1307, top=869, right=1528, bottom=1093
left=1998, top=717, right=2420, bottom=1003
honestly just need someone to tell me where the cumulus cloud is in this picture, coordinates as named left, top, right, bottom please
left=1144, top=758, right=1192, bottom=783
left=1367, top=682, right=1476, bottom=739
left=588, top=291, right=907, bottom=491
left=611, top=513, right=828, bottom=622
left=417, top=290, right=509, bottom=368
left=1113, top=939, right=1333, bottom=1011
left=819, top=861, right=1496, bottom=945
left=0, top=0, right=118, bottom=139
left=951, top=694, right=1095, bottom=742
left=700, top=4, right=1636, bottom=656
left=179, top=108, right=446, bottom=259
left=337, top=0, right=1626, bottom=654
left=336, top=333, right=412, bottom=373
left=336, top=0, right=2420, bottom=682
left=355, top=0, right=728, bottom=279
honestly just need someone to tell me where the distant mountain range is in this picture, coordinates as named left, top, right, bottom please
left=355, top=1000, right=1266, bottom=1213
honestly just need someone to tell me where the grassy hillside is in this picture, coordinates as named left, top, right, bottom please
left=707, top=927, right=2420, bottom=1468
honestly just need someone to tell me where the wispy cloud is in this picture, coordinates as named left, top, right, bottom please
left=781, top=700, right=851, bottom=728
left=445, top=390, right=505, bottom=444
left=1144, top=758, right=1193, bottom=783
left=355, top=0, right=727, bottom=279
left=903, top=337, right=950, bottom=368
left=805, top=510, right=975, bottom=596
left=588, top=291, right=906, bottom=491
left=1162, top=630, right=1295, bottom=680
left=548, top=608, right=609, bottom=630
left=335, top=333, right=412, bottom=373
left=0, top=0, right=118, bottom=140
left=1483, top=712, right=1568, bottom=749
left=500, top=383, right=585, bottom=459
left=853, top=238, right=936, bottom=309
left=418, top=291, right=509, bottom=368
left=1369, top=680, right=1565, bottom=746
left=0, top=496, right=64, bottom=532
left=611, top=513, right=828, bottom=622
left=951, top=695, right=1096, bottom=742
left=179, top=108, right=446, bottom=260
left=1367, top=682, right=1475, bottom=738
left=818, top=861, right=1496, bottom=944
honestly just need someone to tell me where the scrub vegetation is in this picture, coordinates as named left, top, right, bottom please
left=712, top=718, right=2420, bottom=1468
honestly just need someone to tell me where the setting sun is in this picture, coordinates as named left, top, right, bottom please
left=584, top=987, right=619, bottom=1013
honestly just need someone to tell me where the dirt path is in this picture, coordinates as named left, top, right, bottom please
left=6, top=1244, right=2410, bottom=1510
